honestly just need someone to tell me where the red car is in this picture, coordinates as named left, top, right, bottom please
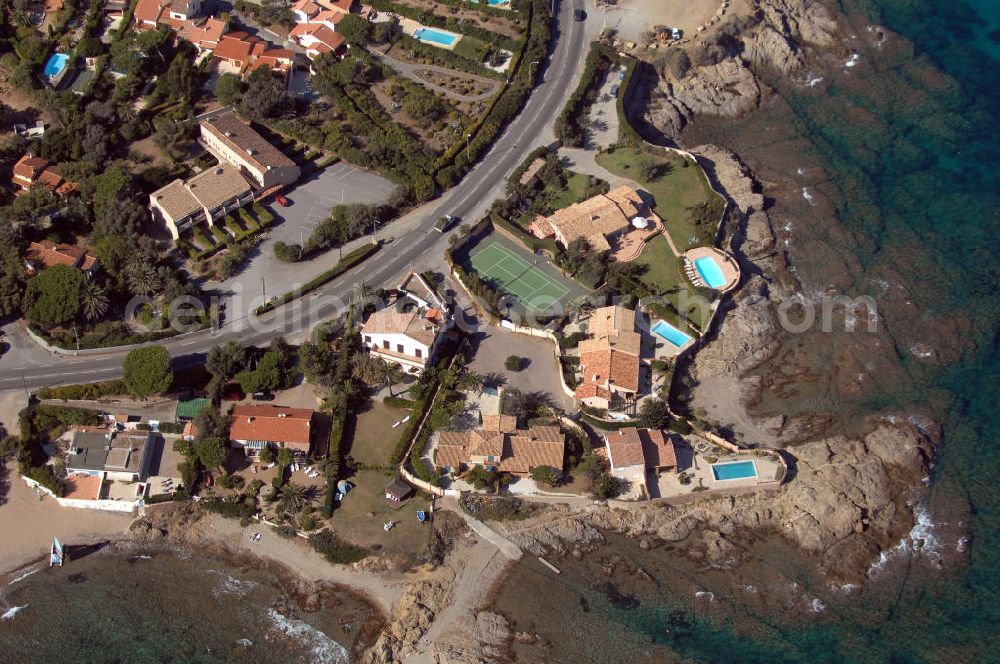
left=275, top=195, right=290, bottom=207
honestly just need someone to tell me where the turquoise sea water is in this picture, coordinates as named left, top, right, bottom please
left=495, top=0, right=1000, bottom=661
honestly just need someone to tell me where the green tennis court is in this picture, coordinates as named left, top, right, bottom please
left=469, top=242, right=570, bottom=312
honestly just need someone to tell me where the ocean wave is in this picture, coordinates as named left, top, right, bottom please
left=868, top=503, right=943, bottom=577
left=2, top=605, right=28, bottom=621
left=4, top=566, right=41, bottom=588
left=266, top=609, right=349, bottom=664
left=209, top=571, right=259, bottom=599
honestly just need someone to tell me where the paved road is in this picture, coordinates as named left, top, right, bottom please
left=0, top=0, right=595, bottom=392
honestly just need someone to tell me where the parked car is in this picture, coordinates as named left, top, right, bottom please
left=671, top=28, right=683, bottom=40
left=574, top=9, right=586, bottom=21
left=610, top=84, right=620, bottom=96
left=275, top=195, right=290, bottom=207
left=251, top=391, right=274, bottom=401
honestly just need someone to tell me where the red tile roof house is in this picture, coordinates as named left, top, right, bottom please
left=435, top=415, right=566, bottom=478
left=213, top=31, right=296, bottom=78
left=575, top=305, right=644, bottom=414
left=25, top=240, right=100, bottom=276
left=229, top=404, right=315, bottom=457
left=604, top=427, right=678, bottom=494
left=289, top=22, right=347, bottom=60
left=133, top=0, right=227, bottom=51
left=11, top=155, right=76, bottom=196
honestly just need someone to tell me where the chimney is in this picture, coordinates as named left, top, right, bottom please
left=247, top=417, right=253, bottom=423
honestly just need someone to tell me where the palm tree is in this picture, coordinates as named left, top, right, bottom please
left=351, top=280, right=375, bottom=313
left=81, top=281, right=109, bottom=321
left=377, top=359, right=405, bottom=396
left=126, top=259, right=161, bottom=297
left=457, top=369, right=485, bottom=395
left=279, top=482, right=310, bottom=513
left=351, top=352, right=381, bottom=386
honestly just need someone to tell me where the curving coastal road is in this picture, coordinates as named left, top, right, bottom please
left=0, top=0, right=594, bottom=392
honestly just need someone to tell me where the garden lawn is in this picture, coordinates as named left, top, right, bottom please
left=548, top=171, right=596, bottom=210
left=596, top=147, right=724, bottom=251
left=348, top=401, right=412, bottom=466
left=634, top=235, right=712, bottom=330
left=332, top=469, right=433, bottom=560
left=453, top=35, right=490, bottom=62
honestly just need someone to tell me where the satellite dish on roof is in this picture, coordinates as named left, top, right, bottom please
left=632, top=216, right=649, bottom=229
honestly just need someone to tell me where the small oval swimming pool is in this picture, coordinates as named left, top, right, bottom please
left=44, top=53, right=69, bottom=78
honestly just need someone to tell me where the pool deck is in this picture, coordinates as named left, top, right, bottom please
left=649, top=435, right=783, bottom=500
left=399, top=17, right=462, bottom=51
left=682, top=246, right=740, bottom=292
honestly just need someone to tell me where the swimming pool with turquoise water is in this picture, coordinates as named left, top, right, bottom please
left=694, top=256, right=727, bottom=289
left=43, top=53, right=69, bottom=77
left=651, top=319, right=692, bottom=348
left=414, top=28, right=458, bottom=46
left=711, top=460, right=758, bottom=481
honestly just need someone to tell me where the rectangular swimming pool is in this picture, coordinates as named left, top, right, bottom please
left=651, top=319, right=692, bottom=348
left=414, top=27, right=458, bottom=46
left=711, top=460, right=758, bottom=481
left=695, top=256, right=727, bottom=289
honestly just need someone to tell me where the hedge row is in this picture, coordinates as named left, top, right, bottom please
left=554, top=42, right=613, bottom=147
left=38, top=380, right=127, bottom=401
left=255, top=243, right=381, bottom=315
left=383, top=396, right=415, bottom=409
left=616, top=56, right=642, bottom=146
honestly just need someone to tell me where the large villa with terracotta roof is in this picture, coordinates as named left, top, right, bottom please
left=435, top=415, right=565, bottom=477
left=529, top=185, right=663, bottom=261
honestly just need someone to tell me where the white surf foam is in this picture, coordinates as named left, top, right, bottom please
left=267, top=609, right=349, bottom=664
left=2, top=605, right=27, bottom=621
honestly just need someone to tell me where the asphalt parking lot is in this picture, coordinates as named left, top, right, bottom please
left=211, top=163, right=399, bottom=316
left=267, top=162, right=399, bottom=246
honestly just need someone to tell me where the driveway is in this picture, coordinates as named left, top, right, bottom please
left=465, top=324, right=575, bottom=412
left=210, top=163, right=399, bottom=318
left=368, top=48, right=499, bottom=103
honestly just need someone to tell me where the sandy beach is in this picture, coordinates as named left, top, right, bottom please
left=0, top=468, right=133, bottom=577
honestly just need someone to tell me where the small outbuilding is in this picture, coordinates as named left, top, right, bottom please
left=384, top=477, right=414, bottom=504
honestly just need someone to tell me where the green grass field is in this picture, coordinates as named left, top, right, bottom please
left=348, top=402, right=411, bottom=466
left=470, top=241, right=571, bottom=312
left=453, top=35, right=490, bottom=62
left=596, top=147, right=724, bottom=251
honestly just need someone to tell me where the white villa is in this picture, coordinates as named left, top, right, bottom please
left=361, top=272, right=451, bottom=371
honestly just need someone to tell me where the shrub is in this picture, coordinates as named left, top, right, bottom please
left=505, top=355, right=522, bottom=372
left=383, top=396, right=415, bottom=409
left=157, top=421, right=185, bottom=434
left=530, top=465, right=560, bottom=487
left=199, top=496, right=256, bottom=518
left=37, top=380, right=128, bottom=400
left=274, top=241, right=302, bottom=263
left=309, top=530, right=369, bottom=564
